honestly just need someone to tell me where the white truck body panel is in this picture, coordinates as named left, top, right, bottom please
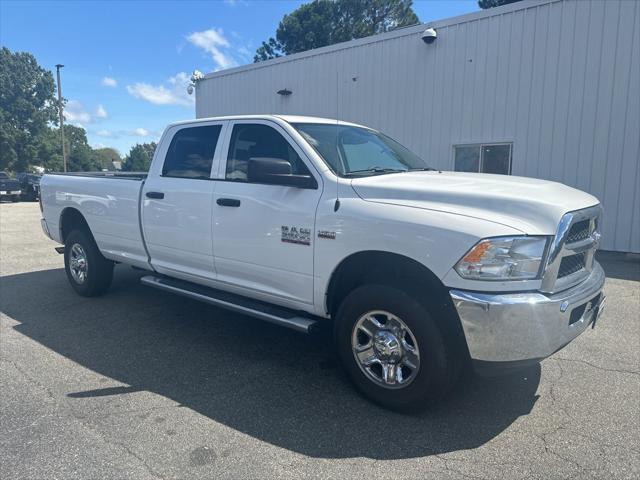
left=41, top=174, right=149, bottom=269
left=142, top=176, right=216, bottom=282
left=350, top=171, right=600, bottom=235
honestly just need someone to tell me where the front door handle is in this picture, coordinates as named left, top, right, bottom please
left=216, top=198, right=241, bottom=207
left=146, top=191, right=164, bottom=199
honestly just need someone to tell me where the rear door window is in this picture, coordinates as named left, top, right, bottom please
left=162, top=125, right=222, bottom=179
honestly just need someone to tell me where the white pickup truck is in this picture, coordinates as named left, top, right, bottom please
left=40, top=115, right=605, bottom=411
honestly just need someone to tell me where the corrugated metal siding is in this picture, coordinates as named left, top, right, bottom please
left=197, top=0, right=640, bottom=252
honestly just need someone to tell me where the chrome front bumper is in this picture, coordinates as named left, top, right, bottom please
left=450, top=262, right=605, bottom=369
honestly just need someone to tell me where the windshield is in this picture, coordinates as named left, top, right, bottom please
left=293, top=123, right=433, bottom=177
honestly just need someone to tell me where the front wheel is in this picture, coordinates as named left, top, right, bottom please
left=335, top=284, right=461, bottom=412
left=64, top=229, right=114, bottom=297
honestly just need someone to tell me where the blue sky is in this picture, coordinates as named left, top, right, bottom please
left=0, top=0, right=478, bottom=156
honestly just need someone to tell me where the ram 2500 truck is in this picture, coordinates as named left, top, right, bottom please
left=40, top=115, right=605, bottom=411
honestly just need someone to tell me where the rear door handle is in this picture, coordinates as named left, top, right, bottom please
left=146, top=191, right=164, bottom=199
left=216, top=198, right=241, bottom=207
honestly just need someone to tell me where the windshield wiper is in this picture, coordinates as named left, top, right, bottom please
left=408, top=167, right=438, bottom=172
left=344, top=167, right=407, bottom=177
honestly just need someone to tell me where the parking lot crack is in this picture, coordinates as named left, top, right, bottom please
left=68, top=415, right=169, bottom=480
left=552, top=357, right=640, bottom=376
left=0, top=360, right=168, bottom=480
left=433, top=454, right=491, bottom=480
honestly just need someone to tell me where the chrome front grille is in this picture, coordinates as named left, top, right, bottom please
left=541, top=205, right=602, bottom=294
left=566, top=219, right=591, bottom=243
left=558, top=252, right=586, bottom=278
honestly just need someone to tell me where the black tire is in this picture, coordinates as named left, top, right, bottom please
left=64, top=229, right=114, bottom=297
left=11, top=195, right=20, bottom=203
left=335, top=284, right=461, bottom=412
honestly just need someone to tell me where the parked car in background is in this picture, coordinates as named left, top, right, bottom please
left=39, top=115, right=605, bottom=411
left=17, top=173, right=41, bottom=201
left=0, top=172, right=21, bottom=202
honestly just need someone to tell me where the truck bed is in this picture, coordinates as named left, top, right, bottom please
left=40, top=172, right=150, bottom=269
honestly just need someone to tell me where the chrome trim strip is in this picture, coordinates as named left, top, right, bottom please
left=566, top=237, right=598, bottom=253
left=140, top=275, right=318, bottom=333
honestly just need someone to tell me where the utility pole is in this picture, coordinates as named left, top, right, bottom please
left=55, top=64, right=67, bottom=172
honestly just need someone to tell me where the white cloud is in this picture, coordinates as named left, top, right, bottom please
left=64, top=100, right=92, bottom=124
left=126, top=72, right=194, bottom=107
left=64, top=100, right=109, bottom=125
left=96, top=129, right=113, bottom=137
left=102, top=76, right=117, bottom=87
left=132, top=128, right=150, bottom=137
left=187, top=28, right=238, bottom=71
left=95, top=104, right=108, bottom=119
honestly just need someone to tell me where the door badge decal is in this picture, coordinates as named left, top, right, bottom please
left=281, top=226, right=311, bottom=245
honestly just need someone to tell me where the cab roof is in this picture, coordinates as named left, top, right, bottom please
left=166, top=114, right=367, bottom=129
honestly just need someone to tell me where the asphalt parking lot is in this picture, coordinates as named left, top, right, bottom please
left=1, top=202, right=638, bottom=480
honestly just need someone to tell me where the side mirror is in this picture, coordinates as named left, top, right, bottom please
left=247, top=157, right=317, bottom=189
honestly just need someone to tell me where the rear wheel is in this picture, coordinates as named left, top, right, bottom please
left=64, top=229, right=114, bottom=296
left=335, top=284, right=461, bottom=412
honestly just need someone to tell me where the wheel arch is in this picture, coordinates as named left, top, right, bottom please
left=325, top=250, right=469, bottom=357
left=59, top=207, right=92, bottom=244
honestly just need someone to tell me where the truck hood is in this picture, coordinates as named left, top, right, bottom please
left=350, top=171, right=599, bottom=234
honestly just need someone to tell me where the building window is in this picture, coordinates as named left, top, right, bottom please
left=454, top=143, right=512, bottom=175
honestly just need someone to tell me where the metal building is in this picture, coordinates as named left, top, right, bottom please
left=195, top=0, right=640, bottom=253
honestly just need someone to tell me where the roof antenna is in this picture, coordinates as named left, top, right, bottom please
left=334, top=70, right=341, bottom=212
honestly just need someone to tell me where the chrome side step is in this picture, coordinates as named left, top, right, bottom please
left=140, top=275, right=320, bottom=334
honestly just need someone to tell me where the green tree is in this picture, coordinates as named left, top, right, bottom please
left=254, top=0, right=419, bottom=62
left=92, top=147, right=121, bottom=171
left=33, top=127, right=64, bottom=171
left=0, top=47, right=58, bottom=171
left=478, top=0, right=521, bottom=9
left=122, top=142, right=156, bottom=172
left=61, top=125, right=101, bottom=172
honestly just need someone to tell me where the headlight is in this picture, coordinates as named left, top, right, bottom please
left=455, top=236, right=548, bottom=281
